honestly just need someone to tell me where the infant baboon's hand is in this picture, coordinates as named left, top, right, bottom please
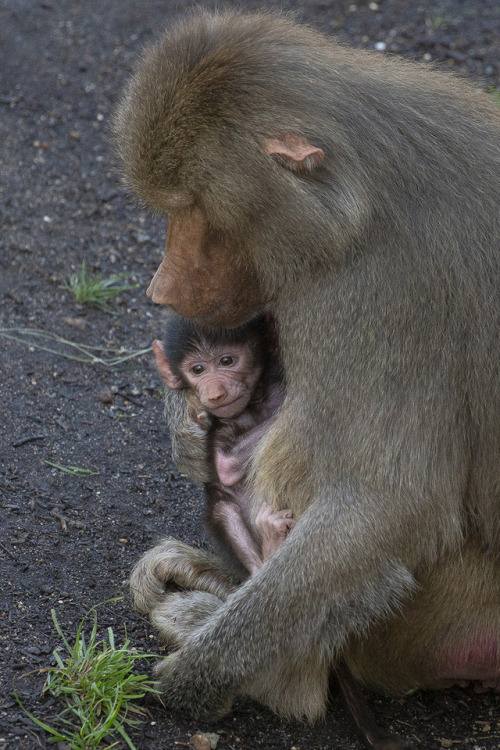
left=255, top=501, right=296, bottom=562
left=195, top=410, right=213, bottom=431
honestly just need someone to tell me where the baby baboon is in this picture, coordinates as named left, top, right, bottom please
left=154, top=312, right=291, bottom=578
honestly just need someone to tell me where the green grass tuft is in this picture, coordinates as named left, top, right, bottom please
left=15, top=600, right=160, bottom=749
left=44, top=461, right=100, bottom=475
left=62, top=261, right=138, bottom=313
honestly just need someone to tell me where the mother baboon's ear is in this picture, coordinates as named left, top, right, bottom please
left=263, top=133, right=324, bottom=173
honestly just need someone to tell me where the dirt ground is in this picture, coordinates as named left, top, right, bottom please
left=1, top=1, right=499, bottom=748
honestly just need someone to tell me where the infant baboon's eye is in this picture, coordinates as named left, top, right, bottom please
left=220, top=356, right=235, bottom=367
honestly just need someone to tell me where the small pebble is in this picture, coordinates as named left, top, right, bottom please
left=99, top=388, right=114, bottom=404
left=189, top=735, right=211, bottom=750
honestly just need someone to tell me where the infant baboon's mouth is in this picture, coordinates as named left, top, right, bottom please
left=211, top=396, right=247, bottom=417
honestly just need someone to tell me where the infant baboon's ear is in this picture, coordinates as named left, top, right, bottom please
left=153, top=340, right=183, bottom=389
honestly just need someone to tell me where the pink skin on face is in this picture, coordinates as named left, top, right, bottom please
left=182, top=343, right=263, bottom=420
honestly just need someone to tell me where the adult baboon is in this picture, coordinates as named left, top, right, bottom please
left=115, top=7, right=500, bottom=732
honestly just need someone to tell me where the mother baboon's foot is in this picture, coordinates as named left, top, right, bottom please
left=151, top=590, right=223, bottom=649
left=129, top=537, right=237, bottom=614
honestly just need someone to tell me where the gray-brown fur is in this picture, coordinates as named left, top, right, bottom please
left=116, top=7, right=500, bottom=738
left=163, top=386, right=213, bottom=484
left=129, top=538, right=236, bottom=614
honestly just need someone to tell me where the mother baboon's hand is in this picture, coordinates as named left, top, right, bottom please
left=155, top=646, right=236, bottom=720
